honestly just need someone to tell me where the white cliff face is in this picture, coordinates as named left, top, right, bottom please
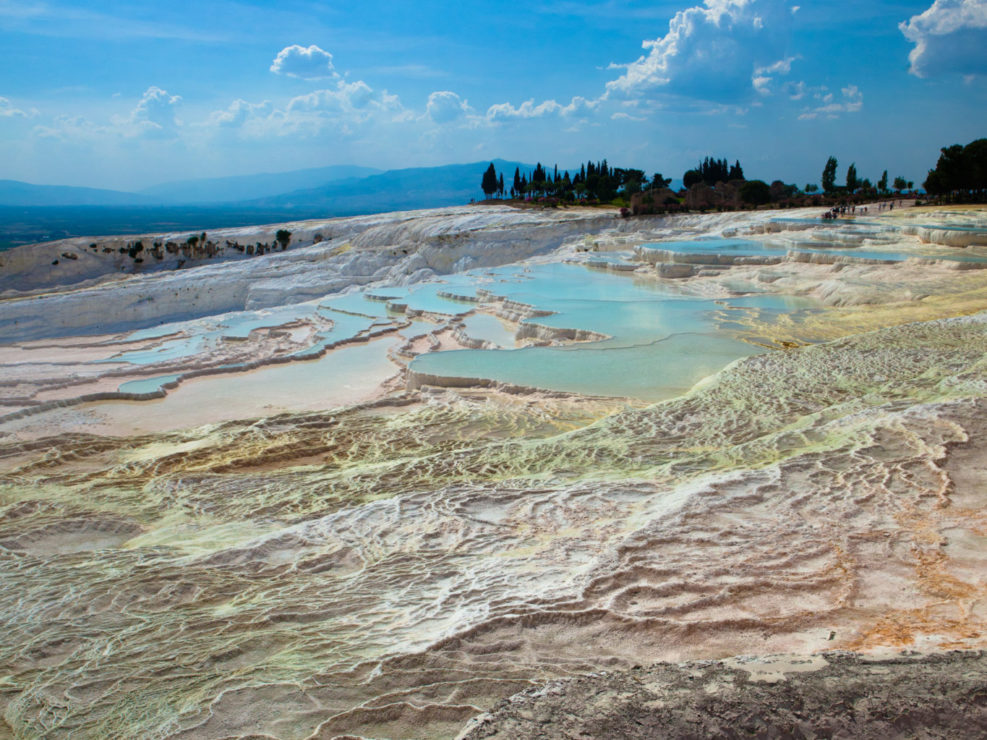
left=1, top=203, right=987, bottom=740
left=0, top=206, right=617, bottom=341
left=1, top=203, right=985, bottom=344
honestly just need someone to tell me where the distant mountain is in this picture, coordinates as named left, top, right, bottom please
left=0, top=180, right=152, bottom=207
left=138, top=164, right=383, bottom=205
left=241, top=159, right=534, bottom=215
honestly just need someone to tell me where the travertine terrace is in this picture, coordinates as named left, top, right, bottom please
left=1, top=204, right=986, bottom=738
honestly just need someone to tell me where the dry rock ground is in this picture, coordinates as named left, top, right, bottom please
left=460, top=651, right=987, bottom=739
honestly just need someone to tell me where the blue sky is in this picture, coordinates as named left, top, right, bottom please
left=1, top=0, right=985, bottom=190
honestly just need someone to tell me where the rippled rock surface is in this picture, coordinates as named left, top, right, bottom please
left=460, top=651, right=987, bottom=739
left=2, top=312, right=987, bottom=738
left=1, top=205, right=987, bottom=738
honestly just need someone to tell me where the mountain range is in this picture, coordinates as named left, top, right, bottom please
left=0, top=160, right=530, bottom=210
left=0, top=160, right=539, bottom=249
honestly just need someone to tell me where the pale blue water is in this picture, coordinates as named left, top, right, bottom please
left=108, top=335, right=211, bottom=365
left=408, top=262, right=815, bottom=400
left=370, top=281, right=479, bottom=315
left=641, top=237, right=987, bottom=264
left=108, top=304, right=322, bottom=365
left=412, top=333, right=755, bottom=400
left=118, top=374, right=181, bottom=394
left=401, top=319, right=438, bottom=338
left=461, top=314, right=517, bottom=347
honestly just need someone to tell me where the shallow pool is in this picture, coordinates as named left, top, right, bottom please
left=408, top=262, right=814, bottom=400
left=641, top=237, right=987, bottom=264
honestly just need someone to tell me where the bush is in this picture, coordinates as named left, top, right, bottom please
left=739, top=180, right=771, bottom=206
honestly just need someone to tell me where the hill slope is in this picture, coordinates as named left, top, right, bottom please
left=138, top=164, right=382, bottom=204
left=243, top=159, right=533, bottom=215
left=0, top=180, right=152, bottom=207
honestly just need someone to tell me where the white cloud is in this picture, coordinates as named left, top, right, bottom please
left=486, top=95, right=597, bottom=121
left=900, top=0, right=987, bottom=78
left=756, top=56, right=796, bottom=75
left=287, top=80, right=387, bottom=116
left=270, top=44, right=337, bottom=80
left=425, top=90, right=472, bottom=123
left=33, top=114, right=106, bottom=141
left=38, top=87, right=182, bottom=140
left=606, top=0, right=795, bottom=103
left=752, top=75, right=773, bottom=95
left=0, top=96, right=36, bottom=118
left=202, top=80, right=405, bottom=139
left=113, top=86, right=181, bottom=138
left=205, top=98, right=273, bottom=128
left=798, top=84, right=862, bottom=120
left=611, top=111, right=646, bottom=121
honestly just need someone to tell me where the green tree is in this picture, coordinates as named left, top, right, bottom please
left=275, top=229, right=292, bottom=250
left=498, top=173, right=505, bottom=198
left=805, top=183, right=819, bottom=193
left=893, top=176, right=907, bottom=193
left=878, top=170, right=888, bottom=193
left=481, top=163, right=498, bottom=198
left=822, top=156, right=838, bottom=193
left=650, top=172, right=670, bottom=189
left=739, top=180, right=771, bottom=205
left=845, top=163, right=858, bottom=193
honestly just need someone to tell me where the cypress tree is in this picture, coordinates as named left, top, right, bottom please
left=822, top=156, right=838, bottom=193
left=481, top=163, right=498, bottom=198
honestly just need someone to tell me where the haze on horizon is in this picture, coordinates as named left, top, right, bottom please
left=1, top=0, right=985, bottom=193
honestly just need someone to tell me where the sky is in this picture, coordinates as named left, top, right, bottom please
left=1, top=0, right=985, bottom=191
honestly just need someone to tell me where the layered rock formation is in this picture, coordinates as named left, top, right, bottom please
left=1, top=204, right=986, bottom=738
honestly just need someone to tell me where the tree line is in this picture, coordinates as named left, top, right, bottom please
left=481, top=161, right=671, bottom=203
left=923, top=138, right=987, bottom=201
left=478, top=136, right=987, bottom=214
left=818, top=156, right=912, bottom=197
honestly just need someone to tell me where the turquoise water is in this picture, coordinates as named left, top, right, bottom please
left=412, top=333, right=756, bottom=400
left=374, top=281, right=479, bottom=315
left=770, top=216, right=987, bottom=235
left=461, top=314, right=517, bottom=347
left=108, top=304, right=323, bottom=365
left=108, top=335, right=211, bottom=365
left=118, top=374, right=181, bottom=394
left=322, top=292, right=391, bottom=318
left=644, top=239, right=770, bottom=256
left=641, top=237, right=987, bottom=264
left=401, top=319, right=438, bottom=338
left=408, top=262, right=813, bottom=400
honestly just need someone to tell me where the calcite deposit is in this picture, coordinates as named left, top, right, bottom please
left=0, top=204, right=986, bottom=738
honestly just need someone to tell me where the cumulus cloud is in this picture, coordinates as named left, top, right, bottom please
left=205, top=98, right=273, bottom=128
left=270, top=44, right=337, bottom=79
left=486, top=95, right=597, bottom=121
left=116, top=86, right=181, bottom=137
left=0, top=96, right=35, bottom=118
left=611, top=111, right=646, bottom=121
left=798, top=84, right=862, bottom=120
left=203, top=79, right=405, bottom=139
left=606, top=0, right=796, bottom=103
left=287, top=80, right=387, bottom=116
left=33, top=114, right=102, bottom=140
left=425, top=90, right=472, bottom=123
left=900, top=0, right=987, bottom=78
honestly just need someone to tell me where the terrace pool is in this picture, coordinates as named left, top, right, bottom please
left=641, top=237, right=987, bottom=264
left=409, top=262, right=815, bottom=400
